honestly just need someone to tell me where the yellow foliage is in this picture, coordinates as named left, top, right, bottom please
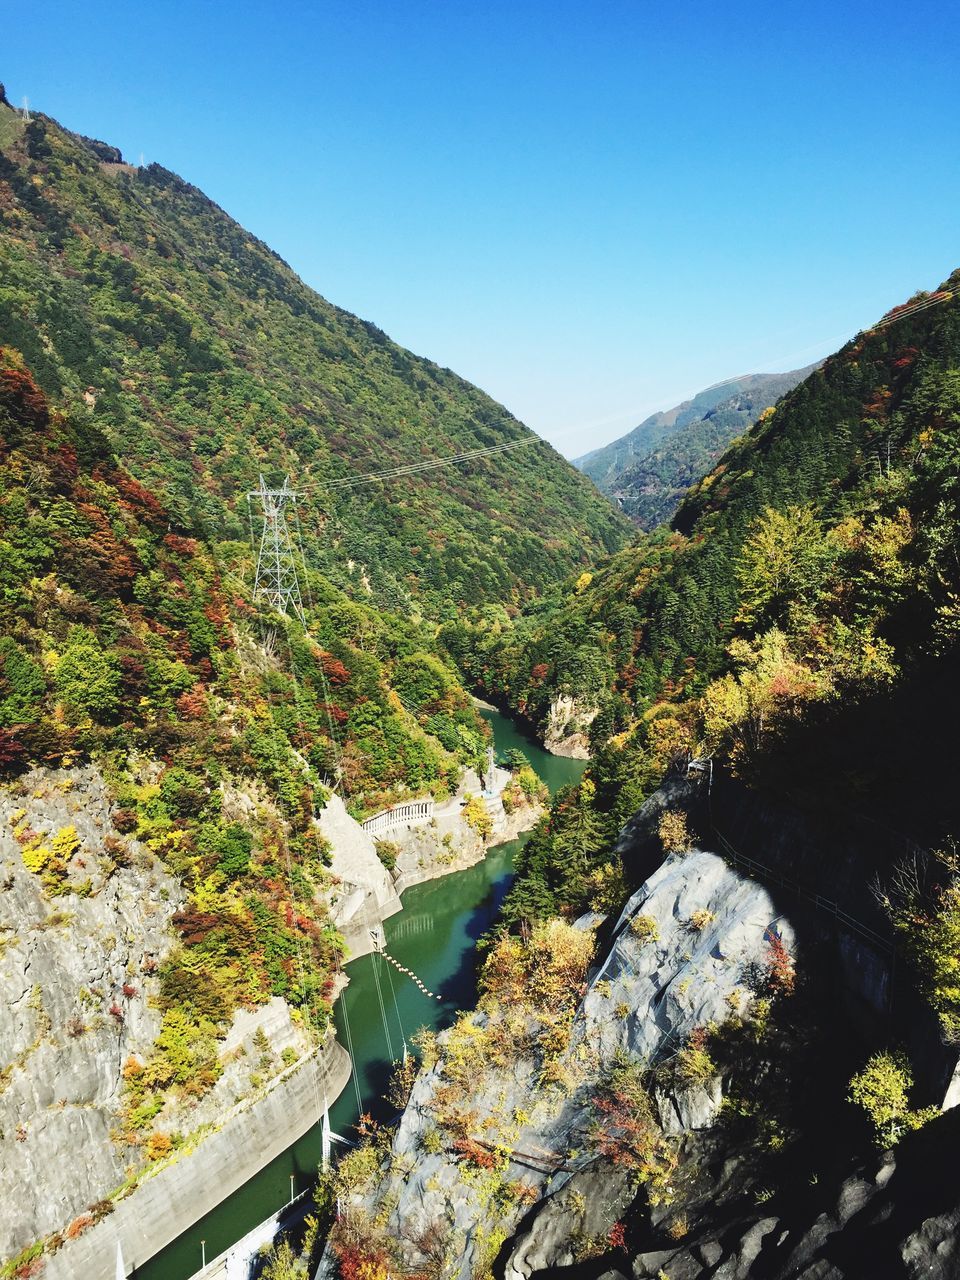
left=462, top=794, right=493, bottom=840
left=145, top=1131, right=173, bottom=1161
left=630, top=914, right=660, bottom=944
left=51, top=826, right=81, bottom=861
left=575, top=572, right=593, bottom=593
left=657, top=810, right=692, bottom=854
left=22, top=842, right=52, bottom=874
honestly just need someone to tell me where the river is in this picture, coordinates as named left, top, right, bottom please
left=136, top=707, right=585, bottom=1279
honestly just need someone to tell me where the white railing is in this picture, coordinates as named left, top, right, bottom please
left=361, top=799, right=434, bottom=837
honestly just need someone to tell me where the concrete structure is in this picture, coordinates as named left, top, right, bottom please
left=43, top=1039, right=352, bottom=1280
left=361, top=799, right=434, bottom=837
left=186, top=1187, right=312, bottom=1280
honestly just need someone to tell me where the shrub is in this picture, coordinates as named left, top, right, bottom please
left=630, top=914, right=660, bottom=944
left=848, top=1051, right=937, bottom=1148
left=687, top=908, right=715, bottom=932
left=503, top=748, right=531, bottom=771
left=374, top=839, right=399, bottom=872
left=673, top=1028, right=716, bottom=1087
left=462, top=793, right=493, bottom=840
left=589, top=1058, right=678, bottom=1201
left=658, top=810, right=693, bottom=853
left=54, top=626, right=120, bottom=722
left=145, top=1131, right=173, bottom=1161
left=766, top=934, right=796, bottom=996
left=881, top=851, right=960, bottom=1042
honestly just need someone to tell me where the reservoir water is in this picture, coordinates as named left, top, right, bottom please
left=136, top=707, right=585, bottom=1278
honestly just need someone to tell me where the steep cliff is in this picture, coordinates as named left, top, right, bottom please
left=0, top=765, right=341, bottom=1271
left=325, top=782, right=799, bottom=1279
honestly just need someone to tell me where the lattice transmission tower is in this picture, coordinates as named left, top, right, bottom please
left=246, top=475, right=306, bottom=623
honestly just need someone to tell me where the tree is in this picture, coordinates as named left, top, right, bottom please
left=736, top=505, right=830, bottom=628
left=848, top=1051, right=937, bottom=1148
left=0, top=637, right=45, bottom=726
left=53, top=626, right=120, bottom=721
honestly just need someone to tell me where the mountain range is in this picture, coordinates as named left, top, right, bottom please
left=575, top=366, right=818, bottom=528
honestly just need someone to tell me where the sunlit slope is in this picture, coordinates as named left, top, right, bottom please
left=0, top=101, right=628, bottom=613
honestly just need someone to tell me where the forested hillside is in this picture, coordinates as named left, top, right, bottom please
left=0, top=96, right=627, bottom=616
left=611, top=365, right=820, bottom=528
left=446, top=277, right=960, bottom=919
left=574, top=366, right=813, bottom=527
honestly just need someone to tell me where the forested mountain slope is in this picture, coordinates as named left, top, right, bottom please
left=450, top=280, right=960, bottom=777
left=333, top=278, right=960, bottom=1280
left=574, top=367, right=814, bottom=527
left=0, top=95, right=627, bottom=615
left=610, top=364, right=820, bottom=529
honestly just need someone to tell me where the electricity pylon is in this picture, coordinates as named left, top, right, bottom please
left=246, top=475, right=305, bottom=623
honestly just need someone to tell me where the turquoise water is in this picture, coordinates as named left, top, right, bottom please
left=136, top=708, right=585, bottom=1278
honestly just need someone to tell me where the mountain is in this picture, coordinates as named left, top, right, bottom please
left=0, top=98, right=628, bottom=617
left=575, top=367, right=817, bottom=528
left=0, top=91, right=628, bottom=1273
left=450, top=283, right=959, bottom=777
left=345, top=278, right=960, bottom=1280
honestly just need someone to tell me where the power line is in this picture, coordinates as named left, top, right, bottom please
left=298, top=435, right=542, bottom=496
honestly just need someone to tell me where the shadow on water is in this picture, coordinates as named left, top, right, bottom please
left=136, top=707, right=585, bottom=1280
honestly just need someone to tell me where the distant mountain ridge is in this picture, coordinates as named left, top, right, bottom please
left=575, top=366, right=818, bottom=527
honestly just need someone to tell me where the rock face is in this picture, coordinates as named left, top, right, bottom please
left=542, top=694, right=597, bottom=758
left=0, top=769, right=347, bottom=1272
left=42, top=1037, right=351, bottom=1280
left=586, top=1105, right=960, bottom=1280
left=0, top=767, right=183, bottom=1261
left=344, top=781, right=794, bottom=1280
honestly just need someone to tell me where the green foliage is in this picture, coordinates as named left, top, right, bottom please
left=0, top=636, right=44, bottom=725
left=881, top=847, right=960, bottom=1043
left=500, top=778, right=607, bottom=925
left=373, top=839, right=399, bottom=872
left=735, top=504, right=832, bottom=629
left=0, top=112, right=626, bottom=625
left=54, top=626, right=121, bottom=722
left=500, top=764, right=547, bottom=815
left=258, top=1213, right=320, bottom=1280
left=467, top=279, right=960, bottom=931
left=848, top=1050, right=937, bottom=1148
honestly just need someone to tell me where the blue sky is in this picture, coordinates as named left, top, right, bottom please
left=7, top=1, right=960, bottom=456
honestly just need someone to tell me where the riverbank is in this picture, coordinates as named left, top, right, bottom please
left=135, top=708, right=587, bottom=1280
left=42, top=1037, right=351, bottom=1280
left=325, top=756, right=546, bottom=962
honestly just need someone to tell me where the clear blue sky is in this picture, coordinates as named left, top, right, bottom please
left=7, top=1, right=960, bottom=456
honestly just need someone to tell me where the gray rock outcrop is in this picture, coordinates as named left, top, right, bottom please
left=543, top=694, right=598, bottom=758
left=342, top=800, right=794, bottom=1280
left=0, top=767, right=183, bottom=1261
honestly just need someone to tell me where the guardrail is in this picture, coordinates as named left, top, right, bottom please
left=361, top=799, right=434, bottom=837
left=186, top=1188, right=312, bottom=1280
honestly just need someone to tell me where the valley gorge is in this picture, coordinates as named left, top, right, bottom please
left=2, top=84, right=960, bottom=1280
